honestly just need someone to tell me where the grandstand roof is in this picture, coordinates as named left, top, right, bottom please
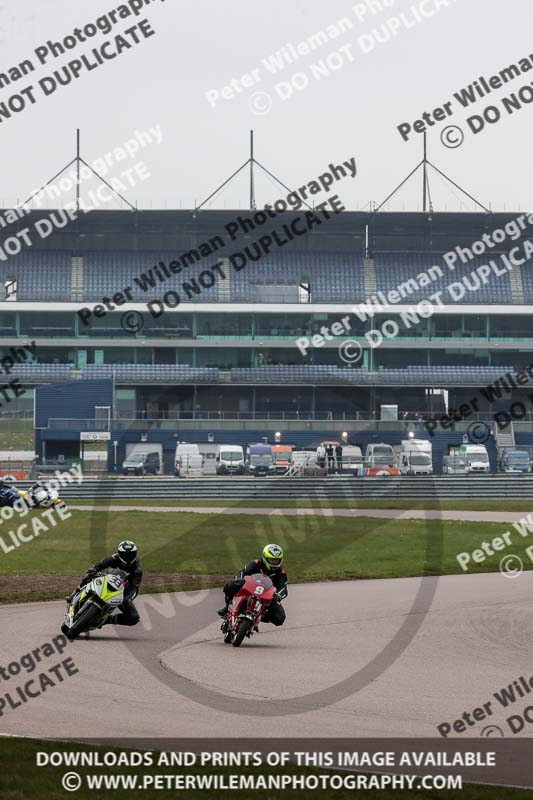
left=0, top=209, right=528, bottom=253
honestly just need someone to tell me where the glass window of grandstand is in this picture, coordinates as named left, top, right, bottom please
left=154, top=348, right=177, bottom=365
left=0, top=312, right=16, bottom=336
left=489, top=315, right=532, bottom=340
left=195, top=349, right=252, bottom=368
left=431, top=315, right=463, bottom=339
left=142, top=312, right=193, bottom=338
left=372, top=350, right=428, bottom=369
left=34, top=347, right=73, bottom=364
left=490, top=350, right=529, bottom=368
left=310, top=313, right=367, bottom=337
left=138, top=387, right=194, bottom=419
left=101, top=348, right=136, bottom=364
left=195, top=387, right=255, bottom=417
left=429, top=349, right=490, bottom=365
left=255, top=314, right=311, bottom=339
left=315, top=388, right=362, bottom=419
left=116, top=388, right=136, bottom=417
left=135, top=348, right=153, bottom=364
left=255, top=388, right=313, bottom=418
left=196, top=313, right=252, bottom=338
left=19, top=312, right=75, bottom=337
left=253, top=348, right=301, bottom=366
left=314, top=349, right=366, bottom=370
left=373, top=314, right=428, bottom=339
left=461, top=315, right=487, bottom=339
left=176, top=348, right=194, bottom=366
left=78, top=312, right=126, bottom=337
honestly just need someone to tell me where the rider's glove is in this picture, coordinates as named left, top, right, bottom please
left=274, top=592, right=282, bottom=603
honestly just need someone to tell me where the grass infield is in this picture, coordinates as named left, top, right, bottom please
left=1, top=508, right=532, bottom=603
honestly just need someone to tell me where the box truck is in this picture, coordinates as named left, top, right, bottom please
left=271, top=444, right=293, bottom=474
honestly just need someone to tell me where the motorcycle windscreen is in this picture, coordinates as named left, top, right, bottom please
left=251, top=574, right=273, bottom=590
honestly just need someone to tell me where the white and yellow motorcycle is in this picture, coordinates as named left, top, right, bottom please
left=0, top=481, right=66, bottom=511
left=62, top=568, right=128, bottom=640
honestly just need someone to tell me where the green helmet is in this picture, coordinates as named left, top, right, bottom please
left=262, top=543, right=284, bottom=571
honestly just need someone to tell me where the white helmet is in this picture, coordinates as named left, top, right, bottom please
left=32, top=485, right=54, bottom=508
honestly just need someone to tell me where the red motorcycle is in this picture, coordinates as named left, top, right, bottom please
left=222, top=574, right=276, bottom=647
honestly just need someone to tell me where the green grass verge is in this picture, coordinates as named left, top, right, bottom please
left=69, top=498, right=533, bottom=512
left=0, top=737, right=530, bottom=800
left=2, top=509, right=533, bottom=603
left=0, top=418, right=33, bottom=450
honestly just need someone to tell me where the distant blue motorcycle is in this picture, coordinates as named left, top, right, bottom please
left=0, top=483, right=22, bottom=507
left=0, top=481, right=65, bottom=510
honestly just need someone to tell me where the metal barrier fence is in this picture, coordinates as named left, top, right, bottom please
left=15, top=476, right=533, bottom=500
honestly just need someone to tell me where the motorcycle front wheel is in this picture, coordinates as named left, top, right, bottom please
left=66, top=603, right=101, bottom=640
left=232, top=617, right=253, bottom=647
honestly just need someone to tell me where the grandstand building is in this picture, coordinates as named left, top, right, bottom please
left=2, top=208, right=533, bottom=470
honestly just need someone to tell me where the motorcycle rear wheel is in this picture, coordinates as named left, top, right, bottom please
left=66, top=603, right=101, bottom=640
left=232, top=617, right=253, bottom=647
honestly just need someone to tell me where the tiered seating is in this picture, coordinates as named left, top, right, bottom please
left=231, top=366, right=370, bottom=384
left=230, top=252, right=365, bottom=302
left=84, top=252, right=219, bottom=303
left=11, top=364, right=71, bottom=381
left=0, top=252, right=72, bottom=300
left=230, top=365, right=515, bottom=385
left=81, top=364, right=219, bottom=382
left=84, top=251, right=366, bottom=303
left=375, top=254, right=513, bottom=304
left=377, top=365, right=514, bottom=384
left=0, top=248, right=518, bottom=304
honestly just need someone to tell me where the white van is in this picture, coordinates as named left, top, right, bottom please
left=175, top=443, right=203, bottom=477
left=340, top=446, right=364, bottom=475
left=457, top=444, right=490, bottom=474
left=443, top=454, right=468, bottom=474
left=216, top=445, right=245, bottom=475
left=399, top=438, right=433, bottom=475
left=364, top=443, right=396, bottom=468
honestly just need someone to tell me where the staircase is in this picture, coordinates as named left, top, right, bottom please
left=363, top=258, right=376, bottom=295
left=508, top=262, right=524, bottom=304
left=71, top=256, right=84, bottom=302
left=495, top=421, right=515, bottom=450
left=217, top=258, right=231, bottom=301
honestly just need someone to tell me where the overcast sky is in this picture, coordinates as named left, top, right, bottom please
left=0, top=0, right=531, bottom=213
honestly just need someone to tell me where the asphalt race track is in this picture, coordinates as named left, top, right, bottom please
left=1, top=573, right=532, bottom=741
